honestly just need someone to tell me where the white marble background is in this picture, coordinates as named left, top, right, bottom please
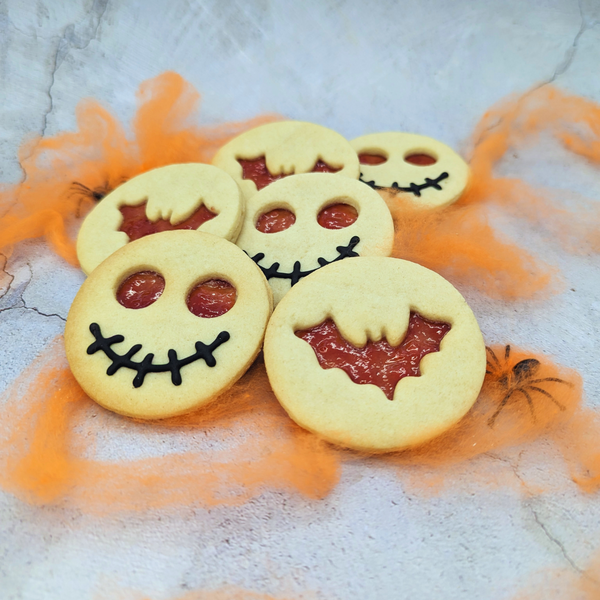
left=1, top=0, right=600, bottom=598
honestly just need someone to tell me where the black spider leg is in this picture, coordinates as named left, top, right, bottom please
left=87, top=323, right=230, bottom=388
left=485, top=346, right=501, bottom=374
left=250, top=236, right=360, bottom=286
left=488, top=388, right=518, bottom=427
left=359, top=172, right=449, bottom=197
left=524, top=386, right=566, bottom=411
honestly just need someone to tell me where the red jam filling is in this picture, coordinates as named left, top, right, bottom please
left=256, top=208, right=296, bottom=233
left=317, top=203, right=358, bottom=229
left=238, top=156, right=340, bottom=191
left=117, top=271, right=165, bottom=309
left=295, top=312, right=451, bottom=400
left=187, top=279, right=236, bottom=318
left=119, top=202, right=217, bottom=242
left=405, top=153, right=436, bottom=166
left=358, top=153, right=387, bottom=165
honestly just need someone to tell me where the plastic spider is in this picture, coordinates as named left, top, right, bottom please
left=70, top=181, right=112, bottom=202
left=486, top=345, right=572, bottom=427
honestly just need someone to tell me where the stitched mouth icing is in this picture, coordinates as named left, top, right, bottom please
left=249, top=236, right=360, bottom=286
left=359, top=171, right=449, bottom=197
left=87, top=322, right=230, bottom=387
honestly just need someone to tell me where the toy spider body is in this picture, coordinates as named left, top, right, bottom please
left=486, top=345, right=572, bottom=427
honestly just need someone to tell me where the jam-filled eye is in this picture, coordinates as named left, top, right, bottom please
left=255, top=208, right=296, bottom=233
left=404, top=153, right=437, bottom=166
left=187, top=279, right=237, bottom=318
left=117, top=271, right=165, bottom=309
left=358, top=153, right=387, bottom=165
left=317, top=203, right=358, bottom=229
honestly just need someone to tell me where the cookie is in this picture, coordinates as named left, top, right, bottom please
left=351, top=132, right=470, bottom=209
left=65, top=230, right=273, bottom=419
left=212, top=121, right=360, bottom=200
left=77, top=163, right=244, bottom=275
left=264, top=257, right=486, bottom=452
left=235, top=173, right=394, bottom=306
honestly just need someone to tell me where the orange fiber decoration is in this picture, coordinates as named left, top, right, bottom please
left=0, top=339, right=597, bottom=514
left=0, top=71, right=277, bottom=265
left=388, top=85, right=600, bottom=299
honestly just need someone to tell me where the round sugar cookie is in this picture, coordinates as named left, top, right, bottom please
left=264, top=257, right=486, bottom=452
left=235, top=173, right=394, bottom=306
left=66, top=230, right=273, bottom=419
left=212, top=121, right=360, bottom=200
left=77, top=163, right=244, bottom=275
left=351, top=132, right=470, bottom=209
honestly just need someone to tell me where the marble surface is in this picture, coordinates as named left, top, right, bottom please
left=1, top=0, right=600, bottom=598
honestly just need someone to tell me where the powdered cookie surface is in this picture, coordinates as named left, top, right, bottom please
left=66, top=230, right=272, bottom=419
left=351, top=132, right=470, bottom=209
left=77, top=163, right=244, bottom=275
left=236, top=173, right=394, bottom=306
left=264, top=257, right=486, bottom=452
left=212, top=121, right=360, bottom=200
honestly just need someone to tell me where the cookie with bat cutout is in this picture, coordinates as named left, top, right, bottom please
left=77, top=163, right=244, bottom=275
left=212, top=121, right=360, bottom=200
left=264, top=257, right=486, bottom=452
left=236, top=173, right=394, bottom=306
left=351, top=132, right=470, bottom=209
left=65, top=230, right=273, bottom=419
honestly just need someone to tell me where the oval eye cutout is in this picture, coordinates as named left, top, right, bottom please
left=358, top=153, right=387, bottom=165
left=404, top=153, right=437, bottom=166
left=317, top=203, right=358, bottom=230
left=117, top=271, right=165, bottom=309
left=187, top=279, right=237, bottom=318
left=255, top=208, right=296, bottom=233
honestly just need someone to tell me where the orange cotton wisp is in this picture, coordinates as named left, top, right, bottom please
left=390, top=85, right=600, bottom=300
left=0, top=338, right=597, bottom=515
left=0, top=71, right=277, bottom=265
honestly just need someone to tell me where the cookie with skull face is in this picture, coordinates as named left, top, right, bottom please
left=264, top=257, right=486, bottom=452
left=65, top=230, right=273, bottom=419
left=77, top=163, right=244, bottom=275
left=351, top=132, right=470, bottom=210
left=212, top=121, right=360, bottom=200
left=235, top=173, right=394, bottom=306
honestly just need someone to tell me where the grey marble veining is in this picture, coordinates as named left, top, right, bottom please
left=1, top=1, right=600, bottom=599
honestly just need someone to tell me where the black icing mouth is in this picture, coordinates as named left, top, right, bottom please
left=360, top=172, right=449, bottom=197
left=87, top=322, right=230, bottom=388
left=249, top=235, right=360, bottom=286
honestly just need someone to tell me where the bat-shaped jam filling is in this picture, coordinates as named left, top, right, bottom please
left=238, top=156, right=340, bottom=191
left=296, top=312, right=451, bottom=400
left=119, top=202, right=217, bottom=241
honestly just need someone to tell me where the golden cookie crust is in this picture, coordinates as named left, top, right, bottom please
left=212, top=121, right=360, bottom=200
left=77, top=163, right=244, bottom=275
left=235, top=173, right=394, bottom=306
left=264, top=257, right=486, bottom=452
left=66, top=231, right=273, bottom=419
left=351, top=132, right=470, bottom=209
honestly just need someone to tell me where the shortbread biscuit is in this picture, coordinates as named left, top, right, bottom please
left=66, top=230, right=272, bottom=419
left=264, top=257, right=486, bottom=452
left=212, top=121, right=360, bottom=200
left=77, top=163, right=244, bottom=275
left=351, top=132, right=470, bottom=209
left=236, top=173, right=394, bottom=306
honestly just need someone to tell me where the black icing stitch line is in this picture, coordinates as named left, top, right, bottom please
left=250, top=236, right=360, bottom=286
left=359, top=171, right=449, bottom=197
left=87, top=323, right=230, bottom=388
